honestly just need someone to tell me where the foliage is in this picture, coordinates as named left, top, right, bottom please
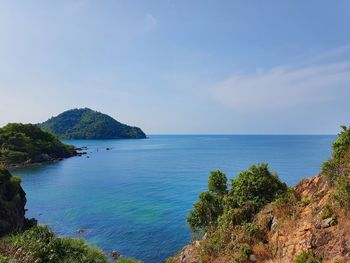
left=320, top=204, right=335, bottom=220
left=295, top=250, right=323, bottom=263
left=332, top=125, right=350, bottom=159
left=188, top=164, right=286, bottom=262
left=0, top=225, right=108, bottom=263
left=229, top=164, right=287, bottom=209
left=320, top=125, right=350, bottom=211
left=115, top=258, right=142, bottom=263
left=322, top=125, right=350, bottom=183
left=39, top=108, right=146, bottom=139
left=208, top=170, right=227, bottom=196
left=272, top=188, right=300, bottom=219
left=0, top=123, right=76, bottom=166
left=187, top=192, right=224, bottom=232
left=188, top=164, right=287, bottom=233
left=332, top=176, right=350, bottom=209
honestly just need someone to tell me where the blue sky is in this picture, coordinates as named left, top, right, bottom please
left=1, top=0, right=350, bottom=134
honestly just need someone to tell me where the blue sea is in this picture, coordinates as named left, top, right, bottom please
left=11, top=135, right=335, bottom=263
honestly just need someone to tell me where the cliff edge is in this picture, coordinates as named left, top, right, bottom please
left=170, top=126, right=350, bottom=263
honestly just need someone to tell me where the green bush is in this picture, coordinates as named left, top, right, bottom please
left=322, top=125, right=350, bottom=183
left=208, top=170, right=227, bottom=196
left=189, top=164, right=287, bottom=262
left=332, top=177, right=350, bottom=209
left=295, top=250, right=322, bottom=263
left=229, top=164, right=287, bottom=209
left=187, top=191, right=224, bottom=231
left=0, top=256, right=16, bottom=263
left=320, top=204, right=335, bottom=220
left=115, top=258, right=142, bottom=263
left=332, top=125, right=350, bottom=159
left=4, top=225, right=108, bottom=263
left=188, top=164, right=287, bottom=232
left=272, top=188, right=299, bottom=219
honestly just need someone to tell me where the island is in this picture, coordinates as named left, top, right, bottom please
left=0, top=123, right=77, bottom=168
left=38, top=108, right=146, bottom=140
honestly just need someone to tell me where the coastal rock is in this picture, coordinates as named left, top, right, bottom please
left=110, top=251, right=120, bottom=260
left=320, top=217, right=334, bottom=228
left=0, top=168, right=36, bottom=236
left=76, top=228, right=87, bottom=234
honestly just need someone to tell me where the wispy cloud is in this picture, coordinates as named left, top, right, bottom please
left=212, top=48, right=350, bottom=112
left=145, top=13, right=157, bottom=29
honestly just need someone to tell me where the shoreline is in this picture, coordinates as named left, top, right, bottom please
left=1, top=149, right=87, bottom=170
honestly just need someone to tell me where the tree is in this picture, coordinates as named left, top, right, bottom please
left=208, top=170, right=227, bottom=196
left=187, top=192, right=224, bottom=232
left=229, top=163, right=287, bottom=208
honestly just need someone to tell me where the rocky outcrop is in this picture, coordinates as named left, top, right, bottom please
left=0, top=168, right=36, bottom=236
left=267, top=174, right=350, bottom=262
left=171, top=174, right=350, bottom=263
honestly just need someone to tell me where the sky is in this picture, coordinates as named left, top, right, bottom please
left=1, top=0, right=350, bottom=134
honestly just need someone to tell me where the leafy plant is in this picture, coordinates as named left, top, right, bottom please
left=208, top=170, right=227, bottom=196
left=295, top=250, right=322, bottom=263
left=229, top=164, right=287, bottom=209
left=1, top=225, right=108, bottom=263
left=332, top=176, right=350, bottom=209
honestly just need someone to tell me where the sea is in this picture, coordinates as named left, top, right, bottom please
left=11, top=135, right=335, bottom=263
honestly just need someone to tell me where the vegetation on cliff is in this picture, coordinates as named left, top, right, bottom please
left=0, top=123, right=76, bottom=167
left=170, top=125, right=350, bottom=263
left=38, top=108, right=146, bottom=139
left=185, top=164, right=287, bottom=262
left=0, top=168, right=141, bottom=263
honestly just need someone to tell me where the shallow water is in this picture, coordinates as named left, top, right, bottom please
left=11, top=135, right=335, bottom=262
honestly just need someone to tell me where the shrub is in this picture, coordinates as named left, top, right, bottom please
left=115, top=259, right=142, bottom=263
left=229, top=164, right=287, bottom=209
left=322, top=125, right=350, bottom=183
left=272, top=188, right=299, bottom=219
left=320, top=204, right=334, bottom=220
left=295, top=250, right=322, bottom=263
left=332, top=125, right=350, bottom=159
left=208, top=170, right=227, bottom=196
left=252, top=242, right=271, bottom=261
left=6, top=225, right=108, bottom=263
left=332, top=177, right=350, bottom=209
left=187, top=192, right=224, bottom=231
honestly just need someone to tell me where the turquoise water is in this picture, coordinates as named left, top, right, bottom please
left=11, top=135, right=335, bottom=262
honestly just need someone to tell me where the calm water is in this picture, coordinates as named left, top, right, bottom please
left=11, top=135, right=334, bottom=262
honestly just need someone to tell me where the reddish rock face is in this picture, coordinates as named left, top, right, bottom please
left=268, top=174, right=350, bottom=262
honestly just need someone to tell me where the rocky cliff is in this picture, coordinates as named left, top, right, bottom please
left=0, top=168, right=35, bottom=236
left=171, top=172, right=350, bottom=263
left=170, top=126, right=350, bottom=263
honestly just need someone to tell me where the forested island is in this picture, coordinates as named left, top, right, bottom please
left=39, top=108, right=146, bottom=140
left=0, top=123, right=76, bottom=168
